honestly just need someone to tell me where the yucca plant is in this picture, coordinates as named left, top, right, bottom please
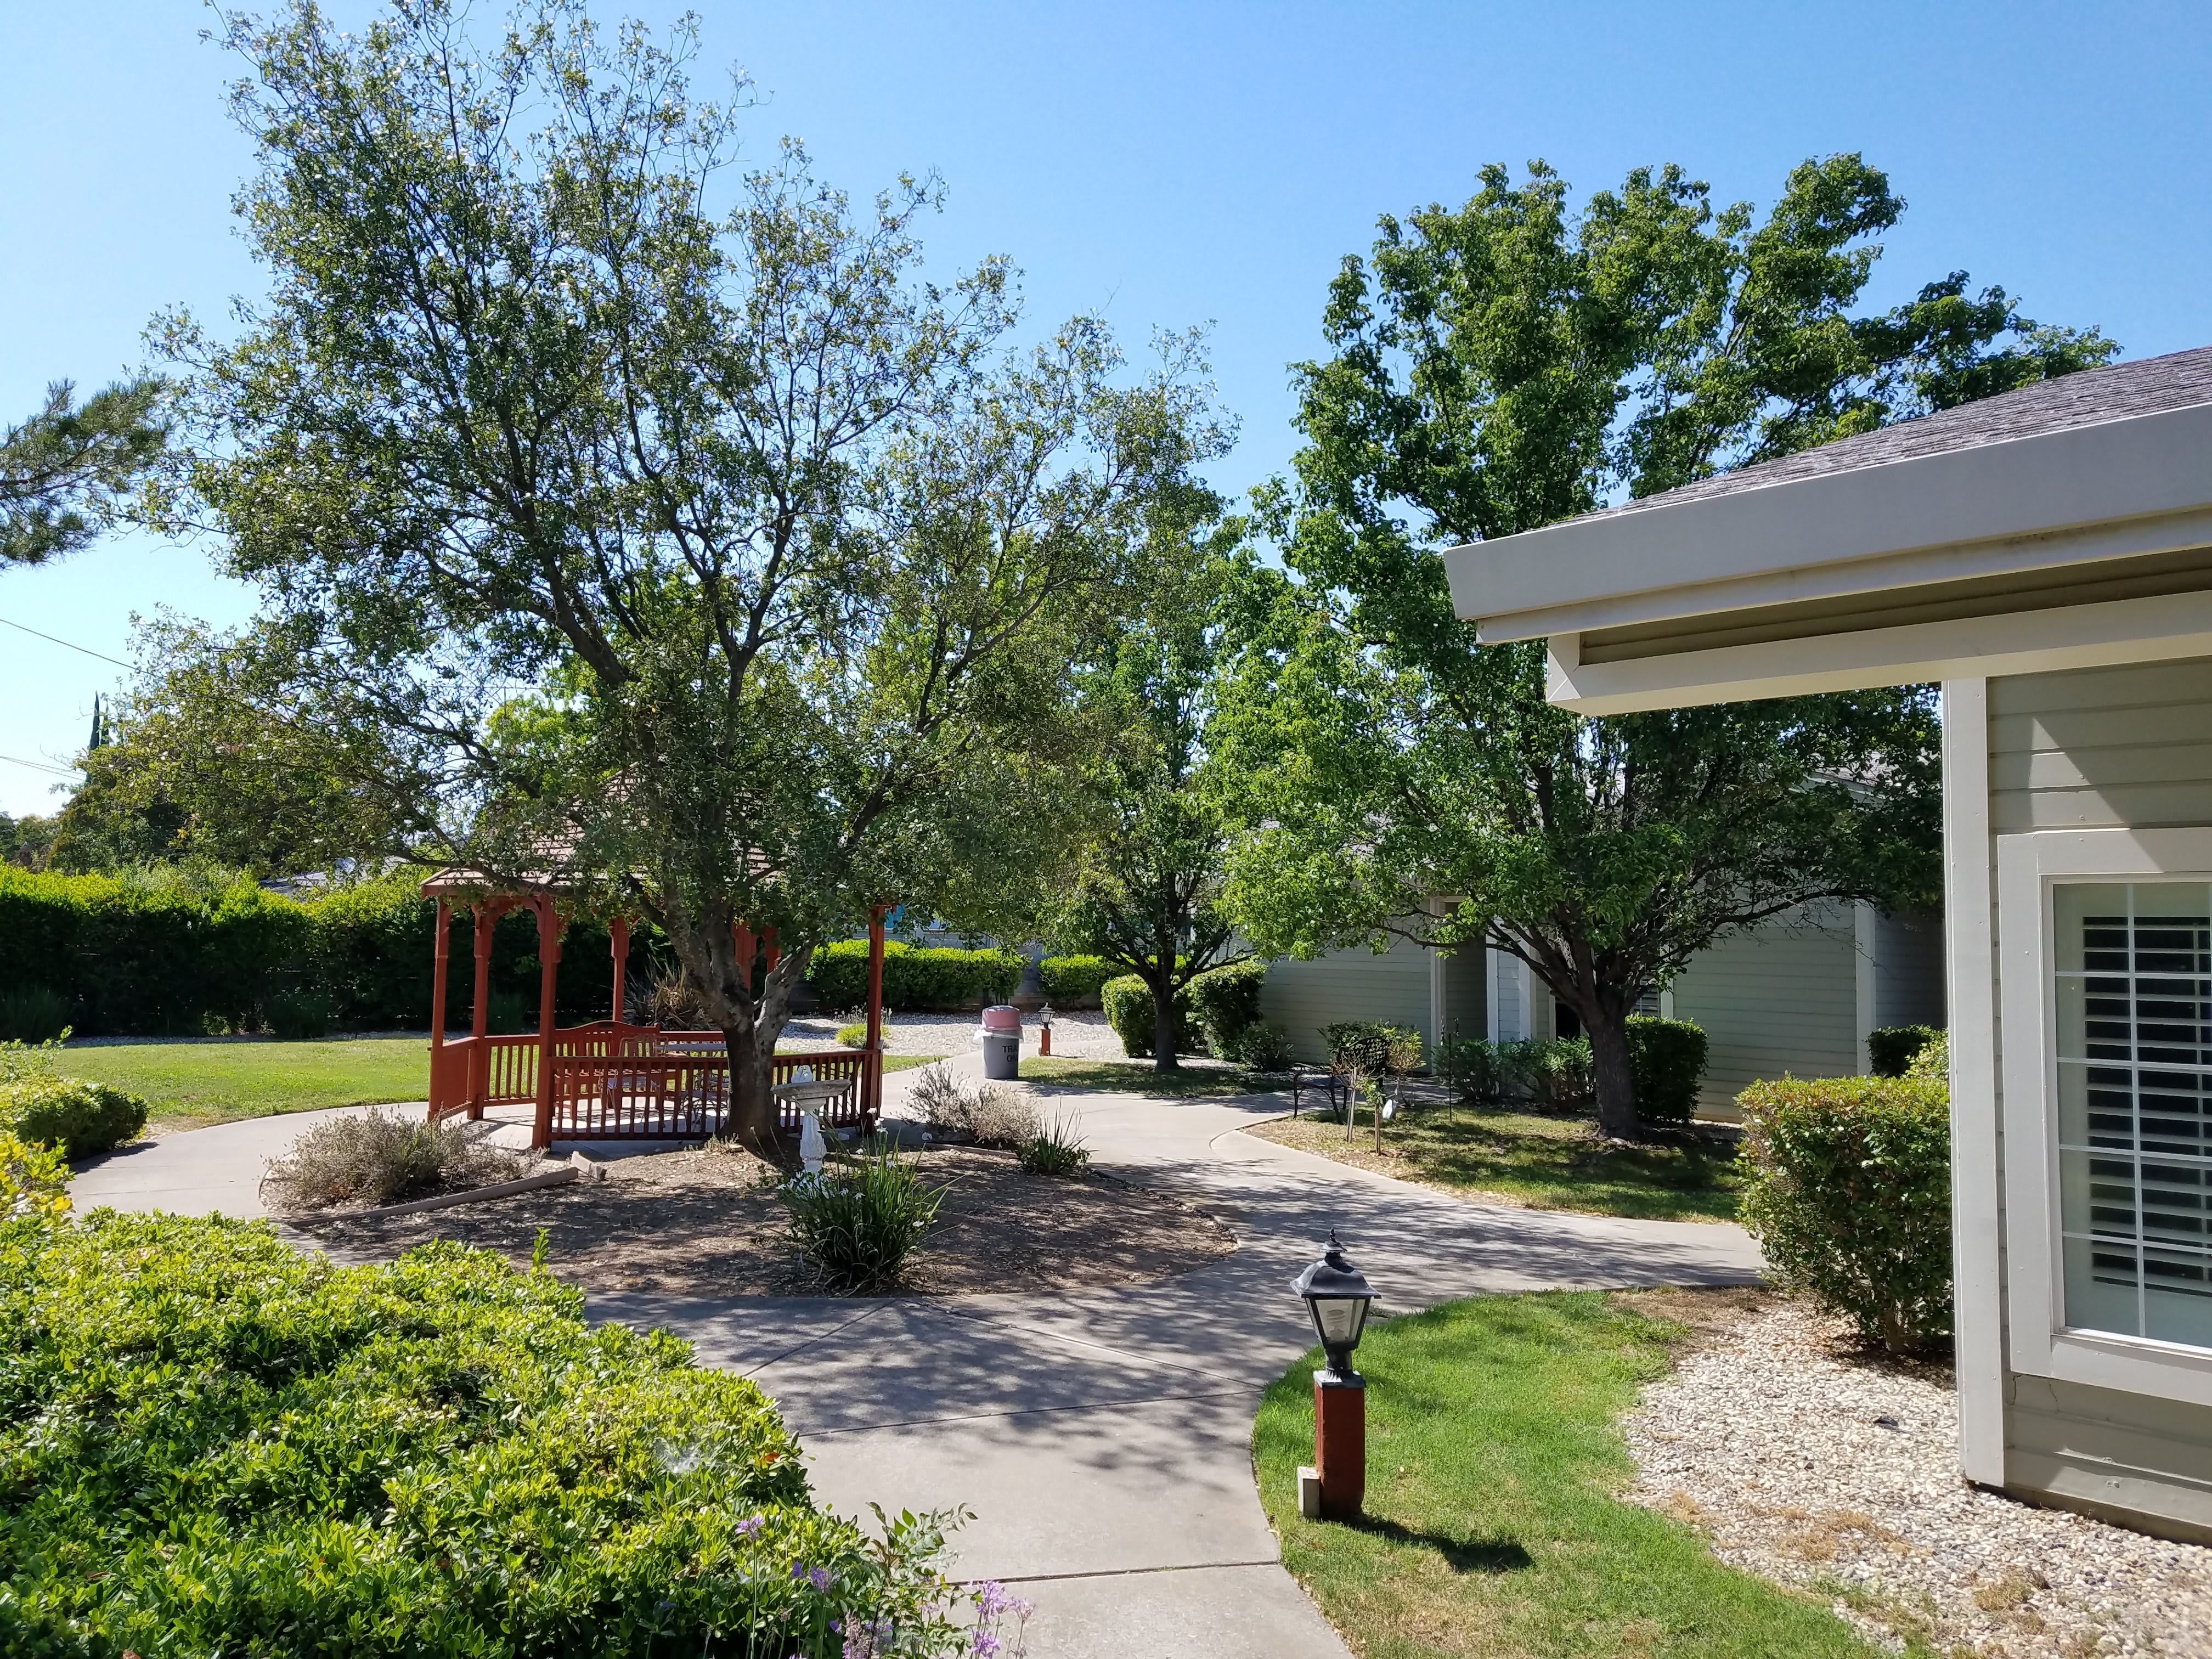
left=1018, top=1112, right=1090, bottom=1177
left=782, top=1141, right=944, bottom=1291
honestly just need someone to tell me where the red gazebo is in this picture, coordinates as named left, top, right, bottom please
left=420, top=871, right=888, bottom=1150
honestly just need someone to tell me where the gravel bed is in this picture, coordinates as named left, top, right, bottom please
left=784, top=1009, right=1128, bottom=1061
left=1624, top=1302, right=2212, bottom=1656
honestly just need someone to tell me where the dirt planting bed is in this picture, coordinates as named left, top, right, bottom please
left=291, top=1141, right=1235, bottom=1297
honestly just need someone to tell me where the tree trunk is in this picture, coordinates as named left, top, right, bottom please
left=1150, top=971, right=1181, bottom=1072
left=1585, top=1002, right=1640, bottom=1141
left=724, top=1023, right=783, bottom=1161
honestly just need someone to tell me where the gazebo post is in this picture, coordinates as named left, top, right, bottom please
left=530, top=896, right=566, bottom=1150
left=865, top=906, right=887, bottom=1121
left=430, top=897, right=452, bottom=1052
left=468, top=904, right=496, bottom=1119
left=732, top=921, right=756, bottom=991
left=609, top=916, right=630, bottom=1024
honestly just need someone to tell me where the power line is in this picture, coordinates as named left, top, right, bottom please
left=0, top=752, right=80, bottom=777
left=0, top=614, right=133, bottom=669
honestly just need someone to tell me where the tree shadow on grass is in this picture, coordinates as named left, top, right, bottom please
left=1347, top=1515, right=1533, bottom=1574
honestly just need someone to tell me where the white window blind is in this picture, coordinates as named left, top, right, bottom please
left=2055, top=882, right=2212, bottom=1348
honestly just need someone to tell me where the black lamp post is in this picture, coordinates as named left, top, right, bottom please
left=1293, top=1231, right=1376, bottom=1520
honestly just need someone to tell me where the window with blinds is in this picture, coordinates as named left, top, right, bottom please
left=2056, top=882, right=2212, bottom=1348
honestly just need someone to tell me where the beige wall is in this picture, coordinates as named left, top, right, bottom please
left=1258, top=933, right=1437, bottom=1066
left=1983, top=658, right=2212, bottom=1539
left=1668, top=903, right=1861, bottom=1114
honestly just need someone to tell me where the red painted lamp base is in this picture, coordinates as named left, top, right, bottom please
left=1313, top=1369, right=1366, bottom=1520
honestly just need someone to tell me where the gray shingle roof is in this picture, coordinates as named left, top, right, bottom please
left=1599, top=344, right=2212, bottom=519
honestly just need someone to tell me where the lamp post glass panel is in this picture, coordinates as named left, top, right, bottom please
left=1295, top=1231, right=1376, bottom=1379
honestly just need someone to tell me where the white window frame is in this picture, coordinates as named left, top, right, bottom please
left=1998, top=826, right=2212, bottom=1406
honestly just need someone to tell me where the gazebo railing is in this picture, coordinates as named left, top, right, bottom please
left=427, top=1024, right=876, bottom=1140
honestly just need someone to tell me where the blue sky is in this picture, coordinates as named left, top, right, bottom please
left=3, top=0, right=2208, bottom=817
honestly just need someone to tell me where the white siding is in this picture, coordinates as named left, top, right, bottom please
left=1668, top=902, right=1860, bottom=1115
left=1987, top=657, right=2212, bottom=1540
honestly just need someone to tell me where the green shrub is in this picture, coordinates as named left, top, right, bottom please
left=1528, top=1036, right=1595, bottom=1110
left=1232, top=1022, right=1296, bottom=1071
left=1037, top=954, right=1118, bottom=1005
left=267, top=983, right=336, bottom=1039
left=1018, top=1112, right=1091, bottom=1177
left=0, top=1074, right=147, bottom=1159
left=0, top=1210, right=969, bottom=1655
left=782, top=1143, right=944, bottom=1291
left=1436, top=1035, right=1501, bottom=1101
left=1186, top=957, right=1266, bottom=1057
left=1905, top=1030, right=1950, bottom=1086
left=806, top=940, right=1022, bottom=1013
left=1737, top=1074, right=1953, bottom=1355
left=1101, top=974, right=1200, bottom=1058
left=1322, top=1020, right=1418, bottom=1075
left=1627, top=1015, right=1708, bottom=1126
left=0, top=986, right=71, bottom=1042
left=1867, top=1023, right=1944, bottom=1077
left=0, top=1130, right=71, bottom=1222
left=260, top=1109, right=528, bottom=1212
left=836, top=1021, right=868, bottom=1048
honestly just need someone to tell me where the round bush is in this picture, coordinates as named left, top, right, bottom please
left=1099, top=974, right=1198, bottom=1058
left=0, top=1074, right=148, bottom=1159
left=1626, top=1015, right=1708, bottom=1126
left=1186, top=958, right=1266, bottom=1057
left=1867, top=1023, right=1943, bottom=1078
left=0, top=1211, right=965, bottom=1656
left=1736, top=1074, right=1952, bottom=1355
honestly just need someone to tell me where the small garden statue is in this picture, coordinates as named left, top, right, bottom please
left=799, top=1112, right=827, bottom=1175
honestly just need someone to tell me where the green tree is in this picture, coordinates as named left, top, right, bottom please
left=1, top=379, right=166, bottom=567
left=1226, top=155, right=2112, bottom=1139
left=159, top=1, right=1223, bottom=1159
left=1046, top=524, right=1252, bottom=1070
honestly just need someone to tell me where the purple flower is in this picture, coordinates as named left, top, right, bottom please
left=975, top=1581, right=1011, bottom=1617
left=971, top=1635, right=1001, bottom=1658
left=734, top=1514, right=764, bottom=1537
left=809, top=1566, right=836, bottom=1592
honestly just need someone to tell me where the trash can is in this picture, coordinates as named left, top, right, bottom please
left=978, top=1003, right=1022, bottom=1080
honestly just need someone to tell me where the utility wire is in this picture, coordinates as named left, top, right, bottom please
left=0, top=752, right=80, bottom=777
left=0, top=614, right=133, bottom=669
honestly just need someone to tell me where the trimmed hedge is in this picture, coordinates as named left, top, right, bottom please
left=1037, top=954, right=1118, bottom=1006
left=805, top=940, right=1022, bottom=1013
left=1737, top=1074, right=1953, bottom=1355
left=1101, top=974, right=1199, bottom=1058
left=0, top=866, right=625, bottom=1037
left=1626, top=1015, right=1709, bottom=1126
left=0, top=1076, right=146, bottom=1159
left=0, top=1211, right=968, bottom=1656
left=1867, top=1023, right=1944, bottom=1077
left=1187, top=958, right=1266, bottom=1058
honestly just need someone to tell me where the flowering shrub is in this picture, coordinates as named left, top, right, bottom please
left=0, top=1211, right=979, bottom=1655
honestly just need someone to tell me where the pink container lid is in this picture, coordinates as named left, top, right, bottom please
left=980, top=1005, right=1022, bottom=1032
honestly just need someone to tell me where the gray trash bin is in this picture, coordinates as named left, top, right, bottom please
left=981, top=1031, right=1019, bottom=1080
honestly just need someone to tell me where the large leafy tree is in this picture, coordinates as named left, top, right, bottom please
left=157, top=1, right=1224, bottom=1158
left=1225, top=155, right=2113, bottom=1138
left=0, top=378, right=167, bottom=567
left=1046, top=522, right=1253, bottom=1070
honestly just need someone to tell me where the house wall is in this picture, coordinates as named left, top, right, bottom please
left=1667, top=903, right=1862, bottom=1115
left=1874, top=909, right=1947, bottom=1032
left=1975, top=657, right=2212, bottom=1541
left=1257, top=933, right=1440, bottom=1065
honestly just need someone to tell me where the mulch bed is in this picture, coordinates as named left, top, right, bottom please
left=290, top=1142, right=1236, bottom=1297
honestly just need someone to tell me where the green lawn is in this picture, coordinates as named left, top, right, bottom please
left=1250, top=1101, right=1743, bottom=1223
left=57, top=1040, right=945, bottom=1135
left=1019, top=1054, right=1271, bottom=1098
left=1254, top=1291, right=1880, bottom=1659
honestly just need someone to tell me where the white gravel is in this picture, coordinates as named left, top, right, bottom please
left=1624, top=1303, right=2212, bottom=1656
left=783, top=1009, right=1130, bottom=1060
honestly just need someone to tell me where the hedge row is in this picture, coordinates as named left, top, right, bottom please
left=0, top=1210, right=968, bottom=1655
left=1037, top=955, right=1119, bottom=1006
left=804, top=941, right=1022, bottom=1013
left=0, top=865, right=1037, bottom=1038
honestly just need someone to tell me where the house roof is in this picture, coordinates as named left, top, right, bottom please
left=1590, top=346, right=2212, bottom=520
left=1435, top=345, right=2212, bottom=713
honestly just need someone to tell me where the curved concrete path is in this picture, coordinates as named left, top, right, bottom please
left=75, top=1066, right=1764, bottom=1658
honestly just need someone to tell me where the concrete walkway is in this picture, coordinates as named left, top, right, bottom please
left=74, top=1063, right=1764, bottom=1657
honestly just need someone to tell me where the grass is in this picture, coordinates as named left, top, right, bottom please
left=1254, top=1290, right=1878, bottom=1659
left=55, top=1039, right=946, bottom=1135
left=1250, top=1099, right=1743, bottom=1223
left=1019, top=1054, right=1273, bottom=1098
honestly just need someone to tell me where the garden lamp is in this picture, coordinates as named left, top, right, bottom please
left=1293, top=1230, right=1375, bottom=1380
left=1293, top=1231, right=1377, bottom=1523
